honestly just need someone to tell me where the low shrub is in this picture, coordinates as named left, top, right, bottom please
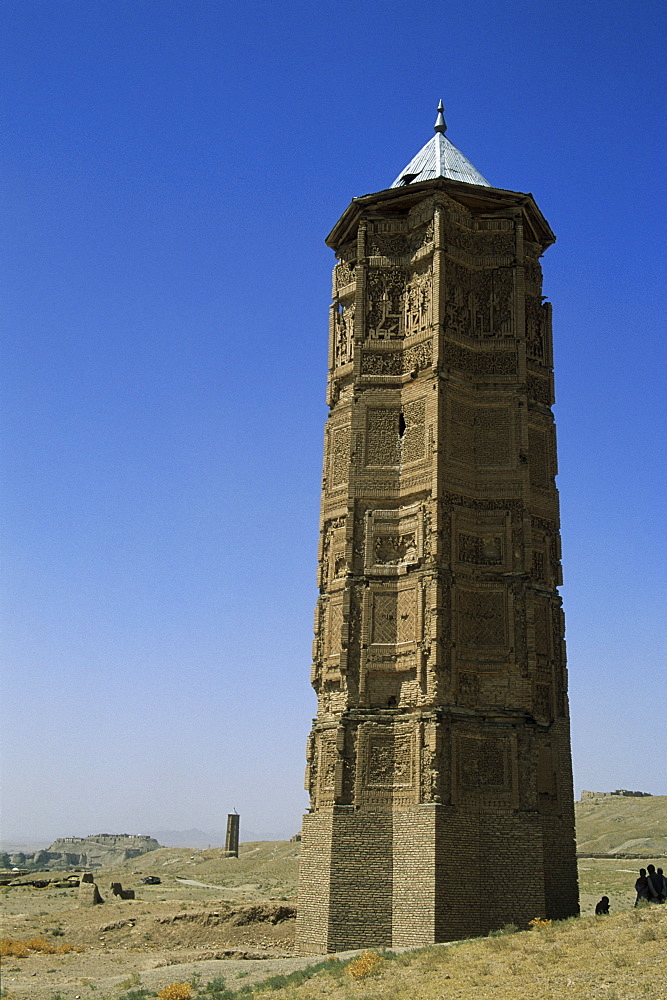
left=0, top=935, right=82, bottom=957
left=528, top=916, right=553, bottom=930
left=198, top=978, right=235, bottom=999
left=347, top=950, right=384, bottom=979
left=157, top=984, right=192, bottom=1000
left=0, top=938, right=29, bottom=958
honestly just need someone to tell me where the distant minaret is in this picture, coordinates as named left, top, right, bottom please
left=296, top=104, right=579, bottom=952
left=224, top=813, right=239, bottom=858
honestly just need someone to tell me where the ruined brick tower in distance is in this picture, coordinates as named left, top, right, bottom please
left=296, top=103, right=579, bottom=953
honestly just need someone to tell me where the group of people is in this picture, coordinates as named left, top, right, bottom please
left=594, top=864, right=666, bottom=915
left=634, top=864, right=666, bottom=906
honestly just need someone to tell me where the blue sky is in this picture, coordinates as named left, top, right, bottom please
left=1, top=0, right=665, bottom=844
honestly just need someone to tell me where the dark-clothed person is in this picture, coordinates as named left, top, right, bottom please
left=657, top=868, right=667, bottom=898
left=635, top=868, right=651, bottom=906
left=647, top=864, right=665, bottom=902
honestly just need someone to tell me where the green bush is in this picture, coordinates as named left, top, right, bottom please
left=198, top=978, right=236, bottom=999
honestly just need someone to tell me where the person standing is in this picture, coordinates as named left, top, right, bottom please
left=647, top=864, right=665, bottom=902
left=635, top=868, right=651, bottom=906
left=656, top=868, right=667, bottom=899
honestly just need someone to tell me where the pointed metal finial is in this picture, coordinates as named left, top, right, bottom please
left=434, top=100, right=447, bottom=134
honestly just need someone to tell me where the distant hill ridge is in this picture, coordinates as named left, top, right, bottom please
left=48, top=833, right=160, bottom=853
left=1, top=833, right=161, bottom=871
left=576, top=793, right=667, bottom=856
left=581, top=788, right=652, bottom=799
left=3, top=798, right=665, bottom=873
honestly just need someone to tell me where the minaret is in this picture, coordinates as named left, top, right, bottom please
left=296, top=105, right=579, bottom=953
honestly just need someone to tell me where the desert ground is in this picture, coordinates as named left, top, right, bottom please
left=1, top=847, right=665, bottom=999
left=2, top=796, right=666, bottom=999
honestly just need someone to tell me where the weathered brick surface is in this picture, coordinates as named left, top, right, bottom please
left=297, top=175, right=579, bottom=952
left=296, top=811, right=333, bottom=953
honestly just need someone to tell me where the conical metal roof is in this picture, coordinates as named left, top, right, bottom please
left=391, top=102, right=490, bottom=188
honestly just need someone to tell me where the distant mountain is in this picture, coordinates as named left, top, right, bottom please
left=146, top=828, right=261, bottom=848
left=0, top=840, right=51, bottom=853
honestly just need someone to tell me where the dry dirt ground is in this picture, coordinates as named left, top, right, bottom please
left=1, top=842, right=665, bottom=999
left=1, top=842, right=304, bottom=998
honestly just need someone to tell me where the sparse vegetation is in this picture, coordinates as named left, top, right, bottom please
left=198, top=977, right=235, bottom=999
left=2, top=825, right=665, bottom=999
left=119, top=973, right=142, bottom=989
left=220, top=908, right=666, bottom=1000
left=157, top=984, right=192, bottom=1000
left=0, top=935, right=82, bottom=957
left=346, top=949, right=385, bottom=979
left=488, top=921, right=519, bottom=936
left=576, top=794, right=667, bottom=855
left=10, top=906, right=664, bottom=999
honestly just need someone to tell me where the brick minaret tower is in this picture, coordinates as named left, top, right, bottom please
left=297, top=104, right=579, bottom=952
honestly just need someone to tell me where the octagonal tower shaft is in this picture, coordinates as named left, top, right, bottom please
left=297, top=176, right=579, bottom=953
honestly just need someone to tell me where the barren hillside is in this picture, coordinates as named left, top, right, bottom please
left=575, top=794, right=667, bottom=856
left=110, top=839, right=301, bottom=899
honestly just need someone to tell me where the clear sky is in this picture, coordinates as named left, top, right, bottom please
left=1, top=0, right=665, bottom=845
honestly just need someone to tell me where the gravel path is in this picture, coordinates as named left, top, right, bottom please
left=174, top=877, right=252, bottom=891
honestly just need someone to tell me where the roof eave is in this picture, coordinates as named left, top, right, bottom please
left=326, top=177, right=555, bottom=252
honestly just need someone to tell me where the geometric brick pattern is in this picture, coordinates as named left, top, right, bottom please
left=457, top=588, right=506, bottom=646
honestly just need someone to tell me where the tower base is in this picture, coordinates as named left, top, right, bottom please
left=296, top=801, right=578, bottom=953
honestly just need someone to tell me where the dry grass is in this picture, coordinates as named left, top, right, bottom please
left=245, top=906, right=666, bottom=1000
left=107, top=840, right=302, bottom=901
left=0, top=934, right=83, bottom=957
left=1, top=843, right=664, bottom=998
left=575, top=794, right=667, bottom=855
